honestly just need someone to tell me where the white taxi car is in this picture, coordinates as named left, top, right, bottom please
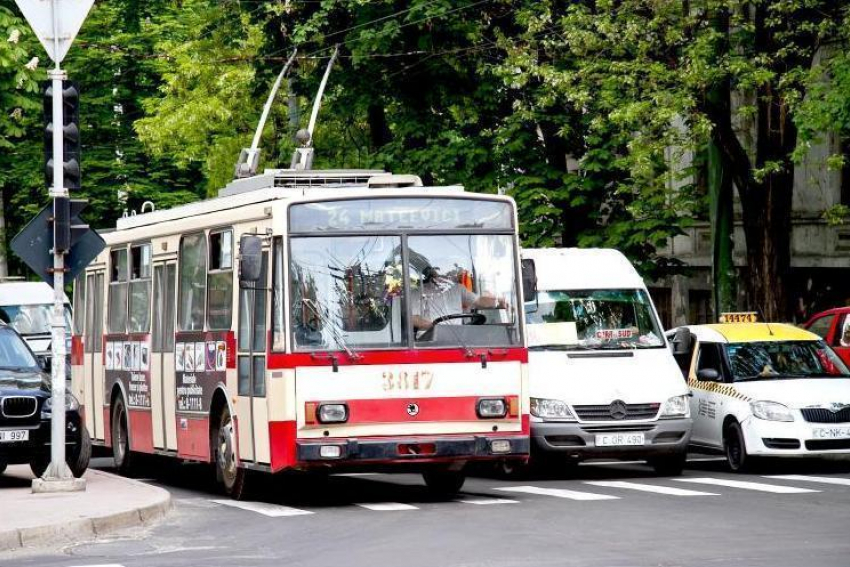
left=667, top=318, right=850, bottom=471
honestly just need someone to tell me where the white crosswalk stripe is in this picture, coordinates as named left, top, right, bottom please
left=496, top=485, right=620, bottom=501
left=765, top=474, right=850, bottom=487
left=584, top=480, right=719, bottom=496
left=211, top=499, right=314, bottom=517
left=675, top=477, right=819, bottom=494
left=456, top=497, right=519, bottom=505
left=356, top=502, right=419, bottom=511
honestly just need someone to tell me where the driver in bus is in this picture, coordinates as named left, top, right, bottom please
left=411, top=266, right=506, bottom=331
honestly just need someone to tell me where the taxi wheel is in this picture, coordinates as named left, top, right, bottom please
left=214, top=405, right=250, bottom=500
left=112, top=398, right=134, bottom=475
left=423, top=470, right=466, bottom=496
left=724, top=421, right=750, bottom=472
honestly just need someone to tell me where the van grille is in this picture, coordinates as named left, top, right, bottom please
left=1, top=396, right=38, bottom=418
left=573, top=403, right=660, bottom=422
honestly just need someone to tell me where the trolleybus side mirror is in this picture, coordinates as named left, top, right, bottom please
left=521, top=259, right=537, bottom=303
left=239, top=234, right=263, bottom=283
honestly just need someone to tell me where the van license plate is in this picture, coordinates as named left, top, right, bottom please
left=811, top=427, right=850, bottom=440
left=0, top=430, right=29, bottom=442
left=595, top=433, right=644, bottom=447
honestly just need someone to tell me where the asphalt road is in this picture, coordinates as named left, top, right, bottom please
left=3, top=455, right=850, bottom=567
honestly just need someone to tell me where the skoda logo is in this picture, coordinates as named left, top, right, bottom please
left=609, top=400, right=628, bottom=420
left=406, top=403, right=420, bottom=417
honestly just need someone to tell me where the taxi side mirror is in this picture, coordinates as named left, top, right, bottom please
left=696, top=368, right=720, bottom=382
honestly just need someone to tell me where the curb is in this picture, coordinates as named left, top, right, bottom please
left=0, top=472, right=171, bottom=553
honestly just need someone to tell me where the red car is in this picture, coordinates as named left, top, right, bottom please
left=803, top=307, right=850, bottom=366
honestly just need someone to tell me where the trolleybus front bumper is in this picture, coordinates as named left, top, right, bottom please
left=296, top=434, right=529, bottom=464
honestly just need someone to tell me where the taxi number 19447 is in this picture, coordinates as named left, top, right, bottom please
left=382, top=370, right=434, bottom=391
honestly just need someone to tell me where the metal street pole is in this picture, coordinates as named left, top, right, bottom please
left=31, top=0, right=85, bottom=493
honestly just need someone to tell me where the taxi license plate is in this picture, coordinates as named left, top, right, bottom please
left=0, top=430, right=29, bottom=442
left=595, top=433, right=645, bottom=447
left=812, top=427, right=850, bottom=440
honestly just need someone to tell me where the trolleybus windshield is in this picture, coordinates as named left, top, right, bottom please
left=288, top=198, right=520, bottom=351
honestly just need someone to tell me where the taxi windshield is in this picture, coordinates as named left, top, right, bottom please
left=725, top=340, right=850, bottom=381
left=524, top=289, right=664, bottom=349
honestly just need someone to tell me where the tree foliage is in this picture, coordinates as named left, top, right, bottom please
left=2, top=0, right=850, bottom=318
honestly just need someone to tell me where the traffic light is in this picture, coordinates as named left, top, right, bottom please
left=43, top=81, right=81, bottom=191
left=52, top=197, right=91, bottom=253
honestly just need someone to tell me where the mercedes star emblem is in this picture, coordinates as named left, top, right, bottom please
left=609, top=400, right=628, bottom=420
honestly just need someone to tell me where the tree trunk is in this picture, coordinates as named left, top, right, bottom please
left=0, top=187, right=7, bottom=279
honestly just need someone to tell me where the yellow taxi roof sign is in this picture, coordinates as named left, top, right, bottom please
left=719, top=312, right=758, bottom=324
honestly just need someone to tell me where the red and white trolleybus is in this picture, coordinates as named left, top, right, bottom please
left=71, top=169, right=530, bottom=498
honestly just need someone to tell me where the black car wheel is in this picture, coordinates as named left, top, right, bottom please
left=724, top=421, right=751, bottom=472
left=112, top=397, right=134, bottom=475
left=29, top=425, right=92, bottom=479
left=0, top=460, right=7, bottom=475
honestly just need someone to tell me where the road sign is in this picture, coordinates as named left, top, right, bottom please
left=15, top=0, right=95, bottom=64
left=10, top=201, right=105, bottom=286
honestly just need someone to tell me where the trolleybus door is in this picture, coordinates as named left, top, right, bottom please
left=152, top=261, right=178, bottom=450
left=84, top=271, right=106, bottom=440
left=236, top=251, right=269, bottom=463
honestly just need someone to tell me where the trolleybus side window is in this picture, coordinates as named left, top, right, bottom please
left=289, top=235, right=405, bottom=351
left=272, top=237, right=285, bottom=351
left=84, top=273, right=95, bottom=352
left=238, top=251, right=267, bottom=397
left=152, top=265, right=165, bottom=352
left=129, top=243, right=152, bottom=333
left=164, top=265, right=176, bottom=350
left=207, top=229, right=234, bottom=330
left=178, top=233, right=207, bottom=332
left=94, top=273, right=104, bottom=352
left=73, top=273, right=85, bottom=336
left=108, top=247, right=129, bottom=334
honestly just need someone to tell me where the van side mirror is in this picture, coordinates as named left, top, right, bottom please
left=521, top=258, right=537, bottom=303
left=239, top=234, right=263, bottom=283
left=696, top=368, right=720, bottom=382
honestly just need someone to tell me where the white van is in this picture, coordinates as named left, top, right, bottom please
left=0, top=281, right=71, bottom=377
left=521, top=248, right=692, bottom=474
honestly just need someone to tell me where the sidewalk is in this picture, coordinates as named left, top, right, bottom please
left=0, top=465, right=171, bottom=552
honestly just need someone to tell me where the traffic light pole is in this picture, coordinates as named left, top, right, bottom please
left=32, top=66, right=85, bottom=493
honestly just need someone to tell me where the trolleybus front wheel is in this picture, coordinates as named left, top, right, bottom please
left=422, top=469, right=466, bottom=496
left=112, top=397, right=134, bottom=475
left=214, top=405, right=250, bottom=499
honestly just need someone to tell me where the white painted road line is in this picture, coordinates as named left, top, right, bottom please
left=765, top=474, right=850, bottom=487
left=496, top=485, right=620, bottom=501
left=456, top=497, right=519, bottom=505
left=675, top=477, right=820, bottom=494
left=356, top=502, right=419, bottom=511
left=68, top=565, right=125, bottom=567
left=584, top=480, right=719, bottom=496
left=211, top=499, right=315, bottom=517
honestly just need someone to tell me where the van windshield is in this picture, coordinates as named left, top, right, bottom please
left=525, top=289, right=664, bottom=349
left=0, top=304, right=72, bottom=335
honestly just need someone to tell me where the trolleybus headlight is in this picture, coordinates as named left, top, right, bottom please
left=317, top=403, right=349, bottom=424
left=530, top=398, right=575, bottom=421
left=661, top=395, right=690, bottom=418
left=477, top=398, right=507, bottom=418
left=750, top=400, right=794, bottom=422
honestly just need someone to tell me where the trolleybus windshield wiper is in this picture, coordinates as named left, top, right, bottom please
left=301, top=298, right=361, bottom=361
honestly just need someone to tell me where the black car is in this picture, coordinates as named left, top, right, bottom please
left=0, top=323, right=90, bottom=477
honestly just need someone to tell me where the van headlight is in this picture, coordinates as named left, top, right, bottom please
left=661, top=395, right=690, bottom=418
left=750, top=401, right=794, bottom=422
left=43, top=393, right=79, bottom=413
left=530, top=398, right=576, bottom=421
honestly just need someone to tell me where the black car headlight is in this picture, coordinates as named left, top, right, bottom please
left=43, top=393, right=80, bottom=413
